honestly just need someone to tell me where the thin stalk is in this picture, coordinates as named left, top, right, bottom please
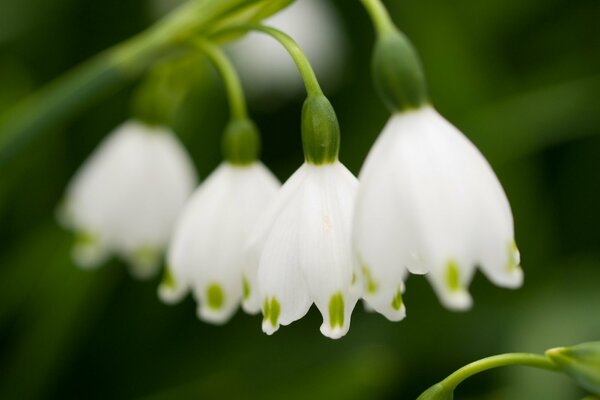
left=360, top=0, right=396, bottom=36
left=211, top=25, right=323, bottom=97
left=193, top=39, right=248, bottom=120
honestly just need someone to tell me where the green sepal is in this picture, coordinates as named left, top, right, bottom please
left=222, top=117, right=261, bottom=165
left=301, top=94, right=340, bottom=165
left=547, top=342, right=600, bottom=395
left=372, top=29, right=428, bottom=113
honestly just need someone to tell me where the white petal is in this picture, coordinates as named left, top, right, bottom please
left=64, top=120, right=196, bottom=277
left=165, top=162, right=280, bottom=324
left=242, top=165, right=308, bottom=314
left=298, top=163, right=359, bottom=339
left=257, top=193, right=311, bottom=335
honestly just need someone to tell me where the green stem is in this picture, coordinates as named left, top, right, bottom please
left=0, top=0, right=283, bottom=167
left=360, top=0, right=396, bottom=36
left=418, top=353, right=559, bottom=399
left=193, top=39, right=248, bottom=119
left=211, top=25, right=323, bottom=97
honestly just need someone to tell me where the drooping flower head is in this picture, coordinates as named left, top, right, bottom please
left=243, top=95, right=359, bottom=339
left=160, top=119, right=280, bottom=323
left=60, top=120, right=196, bottom=279
left=354, top=10, right=522, bottom=314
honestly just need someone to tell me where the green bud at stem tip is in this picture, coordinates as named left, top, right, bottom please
left=372, top=29, right=429, bottom=113
left=301, top=95, right=340, bottom=165
left=546, top=342, right=600, bottom=396
left=222, top=118, right=260, bottom=165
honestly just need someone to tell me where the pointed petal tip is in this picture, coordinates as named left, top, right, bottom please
left=241, top=300, right=261, bottom=315
left=320, top=324, right=349, bottom=340
left=157, top=284, right=186, bottom=305
left=439, top=289, right=473, bottom=312
left=197, top=305, right=233, bottom=326
left=261, top=320, right=279, bottom=335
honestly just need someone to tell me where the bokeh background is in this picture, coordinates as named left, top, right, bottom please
left=1, top=0, right=599, bottom=399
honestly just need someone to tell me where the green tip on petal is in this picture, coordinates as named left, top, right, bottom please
left=328, top=292, right=345, bottom=329
left=507, top=240, right=521, bottom=272
left=391, top=289, right=404, bottom=311
left=445, top=261, right=461, bottom=292
left=206, top=284, right=225, bottom=310
left=242, top=277, right=251, bottom=300
left=263, top=297, right=281, bottom=328
left=161, top=265, right=176, bottom=289
left=361, top=265, right=378, bottom=294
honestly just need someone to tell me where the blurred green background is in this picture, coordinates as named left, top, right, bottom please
left=1, top=0, right=599, bottom=399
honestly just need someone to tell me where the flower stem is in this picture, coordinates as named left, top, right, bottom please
left=192, top=39, right=248, bottom=120
left=360, top=0, right=397, bottom=36
left=418, top=353, right=559, bottom=399
left=211, top=25, right=323, bottom=97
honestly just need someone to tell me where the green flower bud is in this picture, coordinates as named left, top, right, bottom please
left=222, top=118, right=260, bottom=165
left=372, top=29, right=429, bottom=113
left=546, top=342, right=600, bottom=395
left=416, top=383, right=453, bottom=400
left=301, top=94, right=340, bottom=165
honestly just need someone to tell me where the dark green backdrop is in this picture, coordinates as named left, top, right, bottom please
left=0, top=0, right=599, bottom=398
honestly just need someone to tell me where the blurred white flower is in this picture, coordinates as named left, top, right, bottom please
left=243, top=162, right=358, bottom=339
left=353, top=106, right=522, bottom=314
left=60, top=120, right=196, bottom=279
left=228, top=0, right=346, bottom=101
left=160, top=162, right=280, bottom=324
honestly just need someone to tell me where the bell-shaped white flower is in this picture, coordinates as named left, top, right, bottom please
left=160, top=162, right=280, bottom=324
left=60, top=120, right=196, bottom=279
left=228, top=0, right=346, bottom=100
left=243, top=162, right=359, bottom=339
left=353, top=106, right=522, bottom=315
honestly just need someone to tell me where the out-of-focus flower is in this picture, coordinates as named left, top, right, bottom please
left=243, top=161, right=358, bottom=339
left=60, top=120, right=196, bottom=279
left=160, top=161, right=280, bottom=324
left=228, top=0, right=346, bottom=101
left=353, top=106, right=522, bottom=314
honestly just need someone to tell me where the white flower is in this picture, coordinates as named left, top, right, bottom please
left=160, top=162, right=280, bottom=324
left=353, top=106, right=522, bottom=315
left=60, top=120, right=196, bottom=279
left=243, top=161, right=359, bottom=339
left=228, top=0, right=346, bottom=101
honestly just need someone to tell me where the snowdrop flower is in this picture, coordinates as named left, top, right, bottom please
left=354, top=5, right=522, bottom=315
left=60, top=120, right=196, bottom=279
left=243, top=95, right=358, bottom=339
left=228, top=0, right=346, bottom=101
left=160, top=161, right=280, bottom=324
left=353, top=106, right=523, bottom=314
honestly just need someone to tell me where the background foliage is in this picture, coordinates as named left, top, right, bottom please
left=0, top=0, right=599, bottom=398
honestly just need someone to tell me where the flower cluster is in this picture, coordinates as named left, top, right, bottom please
left=60, top=0, right=523, bottom=339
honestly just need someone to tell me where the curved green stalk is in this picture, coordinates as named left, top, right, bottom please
left=211, top=24, right=323, bottom=97
left=417, top=353, right=559, bottom=399
left=0, top=0, right=291, bottom=167
left=360, top=0, right=396, bottom=36
left=193, top=39, right=248, bottom=119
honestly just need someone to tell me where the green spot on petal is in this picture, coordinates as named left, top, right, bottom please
left=75, top=231, right=98, bottom=247
left=328, top=292, right=344, bottom=329
left=132, top=245, right=161, bottom=269
left=391, top=289, right=404, bottom=311
left=351, top=272, right=357, bottom=285
left=446, top=261, right=461, bottom=292
left=242, top=278, right=250, bottom=300
left=161, top=265, right=176, bottom=289
left=206, top=284, right=224, bottom=310
left=361, top=265, right=378, bottom=294
left=507, top=240, right=520, bottom=272
left=263, top=297, right=280, bottom=327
